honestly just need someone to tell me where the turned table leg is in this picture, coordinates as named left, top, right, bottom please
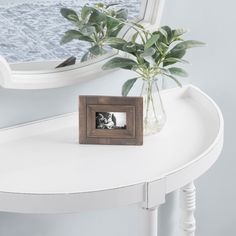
left=180, top=182, right=196, bottom=236
left=147, top=208, right=158, bottom=236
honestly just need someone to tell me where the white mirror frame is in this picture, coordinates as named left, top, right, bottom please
left=0, top=0, right=165, bottom=89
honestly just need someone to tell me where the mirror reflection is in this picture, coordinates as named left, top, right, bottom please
left=0, top=0, right=144, bottom=67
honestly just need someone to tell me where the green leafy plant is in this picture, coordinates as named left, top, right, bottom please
left=102, top=25, right=205, bottom=95
left=60, top=3, right=128, bottom=62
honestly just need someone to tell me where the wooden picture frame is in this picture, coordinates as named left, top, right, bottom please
left=79, top=96, right=143, bottom=145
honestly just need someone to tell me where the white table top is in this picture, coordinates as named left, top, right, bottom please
left=0, top=85, right=223, bottom=197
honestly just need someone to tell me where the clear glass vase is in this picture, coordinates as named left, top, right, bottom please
left=141, top=78, right=167, bottom=135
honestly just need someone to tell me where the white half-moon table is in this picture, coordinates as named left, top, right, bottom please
left=0, top=85, right=224, bottom=236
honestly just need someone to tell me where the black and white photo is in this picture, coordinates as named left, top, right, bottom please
left=96, top=112, right=127, bottom=130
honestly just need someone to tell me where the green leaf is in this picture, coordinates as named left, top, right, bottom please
left=60, top=30, right=93, bottom=45
left=122, top=78, right=139, bottom=96
left=143, top=47, right=155, bottom=57
left=102, top=57, right=138, bottom=70
left=89, top=45, right=106, bottom=56
left=60, top=34, right=73, bottom=45
left=154, top=51, right=161, bottom=63
left=159, top=42, right=169, bottom=52
left=165, top=40, right=204, bottom=62
left=106, top=16, right=123, bottom=37
left=143, top=55, right=155, bottom=66
left=161, top=26, right=171, bottom=34
left=81, top=26, right=96, bottom=36
left=116, top=9, right=128, bottom=20
left=78, top=35, right=94, bottom=43
left=108, top=24, right=124, bottom=37
left=75, top=19, right=87, bottom=30
left=103, top=37, right=127, bottom=51
left=173, top=28, right=187, bottom=38
left=161, top=26, right=172, bottom=41
left=131, top=32, right=139, bottom=43
left=110, top=42, right=142, bottom=55
left=89, top=9, right=106, bottom=24
left=167, top=48, right=186, bottom=59
left=122, top=42, right=137, bottom=54
left=159, top=28, right=168, bottom=39
left=164, top=74, right=182, bottom=87
left=81, top=52, right=89, bottom=62
left=144, top=34, right=159, bottom=50
left=60, top=30, right=82, bottom=44
left=168, top=67, right=188, bottom=77
left=60, top=8, right=79, bottom=22
left=81, top=6, right=93, bottom=20
left=174, top=40, right=205, bottom=50
left=163, top=57, right=189, bottom=66
left=103, top=37, right=127, bottom=45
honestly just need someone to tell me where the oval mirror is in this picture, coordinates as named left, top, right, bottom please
left=0, top=0, right=164, bottom=89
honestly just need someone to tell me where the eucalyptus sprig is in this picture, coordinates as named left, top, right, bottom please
left=102, top=26, right=205, bottom=96
left=60, top=3, right=128, bottom=62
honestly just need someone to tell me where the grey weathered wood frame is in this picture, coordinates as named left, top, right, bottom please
left=79, top=96, right=143, bottom=145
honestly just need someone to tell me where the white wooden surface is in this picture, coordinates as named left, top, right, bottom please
left=0, top=85, right=224, bottom=215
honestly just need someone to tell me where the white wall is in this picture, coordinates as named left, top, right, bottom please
left=0, top=0, right=234, bottom=235
left=161, top=0, right=235, bottom=235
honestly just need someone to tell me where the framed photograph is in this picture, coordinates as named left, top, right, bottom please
left=79, top=96, right=143, bottom=145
